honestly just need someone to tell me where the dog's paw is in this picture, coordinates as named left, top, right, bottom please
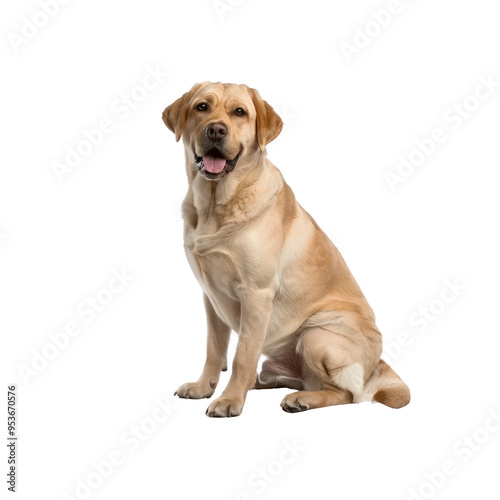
left=206, top=396, right=243, bottom=418
left=174, top=382, right=215, bottom=399
left=280, top=393, right=309, bottom=413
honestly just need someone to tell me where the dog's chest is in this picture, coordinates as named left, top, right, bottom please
left=183, top=212, right=243, bottom=327
left=181, top=180, right=276, bottom=331
left=182, top=185, right=249, bottom=294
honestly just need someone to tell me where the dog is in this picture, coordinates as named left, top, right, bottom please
left=162, top=82, right=410, bottom=417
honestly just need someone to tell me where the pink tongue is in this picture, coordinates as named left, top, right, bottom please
left=203, top=155, right=226, bottom=173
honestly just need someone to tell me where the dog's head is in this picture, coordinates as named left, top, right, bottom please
left=162, top=82, right=283, bottom=180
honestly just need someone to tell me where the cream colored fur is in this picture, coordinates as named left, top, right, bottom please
left=163, top=82, right=410, bottom=417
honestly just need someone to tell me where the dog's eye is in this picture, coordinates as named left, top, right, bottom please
left=234, top=107, right=246, bottom=116
left=196, top=103, right=208, bottom=111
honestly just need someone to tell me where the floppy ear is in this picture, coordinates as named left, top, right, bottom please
left=249, top=88, right=283, bottom=150
left=162, top=83, right=202, bottom=142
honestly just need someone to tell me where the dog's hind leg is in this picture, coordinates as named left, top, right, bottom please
left=253, top=359, right=304, bottom=390
left=280, top=323, right=378, bottom=413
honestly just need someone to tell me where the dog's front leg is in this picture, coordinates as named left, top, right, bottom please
left=206, top=289, right=273, bottom=417
left=175, top=294, right=231, bottom=399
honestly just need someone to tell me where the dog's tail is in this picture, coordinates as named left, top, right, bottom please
left=364, top=359, right=411, bottom=409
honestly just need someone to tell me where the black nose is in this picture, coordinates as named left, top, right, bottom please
left=206, top=122, right=228, bottom=141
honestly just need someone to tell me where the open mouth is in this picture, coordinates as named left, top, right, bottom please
left=194, top=147, right=240, bottom=179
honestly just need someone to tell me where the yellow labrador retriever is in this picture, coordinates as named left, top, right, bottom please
left=163, top=82, right=410, bottom=417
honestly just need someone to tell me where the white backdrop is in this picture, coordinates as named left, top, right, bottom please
left=1, top=0, right=500, bottom=499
